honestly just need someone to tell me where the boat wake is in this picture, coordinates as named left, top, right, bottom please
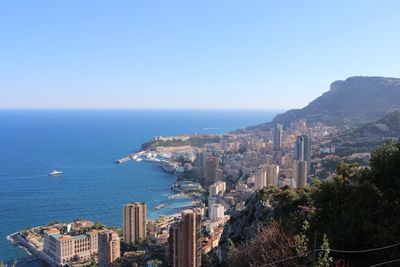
left=4, top=174, right=46, bottom=180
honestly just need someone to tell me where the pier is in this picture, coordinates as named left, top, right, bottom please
left=115, top=155, right=133, bottom=164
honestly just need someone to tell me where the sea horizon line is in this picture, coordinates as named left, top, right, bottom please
left=0, top=108, right=288, bottom=112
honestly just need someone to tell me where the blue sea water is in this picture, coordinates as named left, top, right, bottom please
left=0, top=109, right=279, bottom=266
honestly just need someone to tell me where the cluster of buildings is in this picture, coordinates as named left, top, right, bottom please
left=123, top=201, right=226, bottom=267
left=142, top=120, right=337, bottom=192
left=21, top=121, right=342, bottom=267
left=22, top=196, right=226, bottom=267
left=184, top=123, right=314, bottom=196
left=40, top=220, right=120, bottom=267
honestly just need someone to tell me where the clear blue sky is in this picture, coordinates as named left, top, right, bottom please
left=1, top=0, right=399, bottom=109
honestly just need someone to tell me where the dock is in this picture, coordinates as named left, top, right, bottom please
left=115, top=155, right=133, bottom=164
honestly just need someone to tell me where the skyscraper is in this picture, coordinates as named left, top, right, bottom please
left=168, top=209, right=202, bottom=267
left=295, top=135, right=311, bottom=167
left=123, top=202, right=147, bottom=244
left=273, top=124, right=283, bottom=151
left=292, top=160, right=308, bottom=188
left=204, top=156, right=222, bottom=185
left=98, top=230, right=120, bottom=267
left=195, top=151, right=212, bottom=179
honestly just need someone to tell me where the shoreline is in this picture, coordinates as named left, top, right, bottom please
left=1, top=110, right=278, bottom=264
left=7, top=154, right=197, bottom=263
left=8, top=233, right=58, bottom=267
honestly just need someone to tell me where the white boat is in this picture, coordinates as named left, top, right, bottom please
left=49, top=170, right=62, bottom=176
left=146, top=157, right=161, bottom=162
left=160, top=162, right=176, bottom=173
left=153, top=203, right=168, bottom=210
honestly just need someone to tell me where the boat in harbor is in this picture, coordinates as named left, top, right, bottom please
left=159, top=162, right=177, bottom=173
left=49, top=170, right=62, bottom=176
left=145, top=156, right=161, bottom=163
left=153, top=203, right=168, bottom=210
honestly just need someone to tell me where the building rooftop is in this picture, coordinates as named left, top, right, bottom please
left=45, top=228, right=60, bottom=235
left=88, top=229, right=98, bottom=235
left=58, top=235, right=72, bottom=241
left=70, top=234, right=88, bottom=240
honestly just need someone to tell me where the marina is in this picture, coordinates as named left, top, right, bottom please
left=116, top=150, right=181, bottom=174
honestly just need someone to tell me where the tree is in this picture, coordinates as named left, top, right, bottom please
left=202, top=253, right=218, bottom=267
left=20, top=230, right=29, bottom=237
left=93, top=221, right=104, bottom=229
left=221, top=141, right=400, bottom=266
left=294, top=220, right=310, bottom=256
left=312, top=141, right=400, bottom=265
left=315, top=234, right=332, bottom=267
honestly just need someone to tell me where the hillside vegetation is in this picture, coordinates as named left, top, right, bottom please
left=332, top=111, right=400, bottom=156
left=219, top=141, right=400, bottom=266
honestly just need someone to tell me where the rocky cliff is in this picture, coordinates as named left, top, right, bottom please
left=247, top=76, right=400, bottom=131
left=218, top=187, right=312, bottom=264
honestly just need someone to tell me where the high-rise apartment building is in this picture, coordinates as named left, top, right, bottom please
left=195, top=151, right=212, bottom=179
left=168, top=209, right=202, bottom=267
left=292, top=160, right=308, bottom=188
left=123, top=202, right=147, bottom=244
left=204, top=156, right=222, bottom=185
left=295, top=135, right=311, bottom=169
left=273, top=124, right=283, bottom=151
left=98, top=230, right=120, bottom=267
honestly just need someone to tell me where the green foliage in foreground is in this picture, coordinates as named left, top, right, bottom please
left=316, top=234, right=333, bottom=267
left=312, top=140, right=400, bottom=265
left=225, top=140, right=400, bottom=266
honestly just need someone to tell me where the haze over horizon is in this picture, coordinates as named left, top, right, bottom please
left=1, top=0, right=400, bottom=109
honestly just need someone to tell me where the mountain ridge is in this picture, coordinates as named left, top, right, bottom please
left=332, top=110, right=400, bottom=156
left=246, top=76, right=400, bottom=131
